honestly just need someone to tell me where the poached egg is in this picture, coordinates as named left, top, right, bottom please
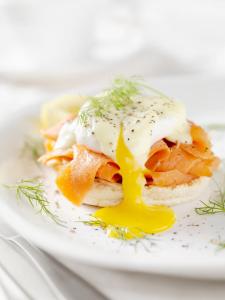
left=55, top=92, right=191, bottom=239
left=55, top=96, right=191, bottom=167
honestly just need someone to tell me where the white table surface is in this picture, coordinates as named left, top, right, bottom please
left=1, top=80, right=225, bottom=300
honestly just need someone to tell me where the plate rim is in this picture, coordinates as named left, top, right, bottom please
left=1, top=77, right=225, bottom=279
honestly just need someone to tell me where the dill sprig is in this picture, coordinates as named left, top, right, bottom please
left=82, top=217, right=107, bottom=230
left=21, top=136, right=45, bottom=160
left=211, top=238, right=225, bottom=251
left=108, top=225, right=129, bottom=241
left=79, top=77, right=140, bottom=125
left=82, top=216, right=144, bottom=240
left=124, top=235, right=159, bottom=253
left=79, top=76, right=168, bottom=125
left=81, top=216, right=159, bottom=251
left=195, top=183, right=225, bottom=215
left=4, top=179, right=62, bottom=225
left=216, top=241, right=225, bottom=251
left=82, top=216, right=150, bottom=240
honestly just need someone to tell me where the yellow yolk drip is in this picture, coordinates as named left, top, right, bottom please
left=94, top=128, right=175, bottom=239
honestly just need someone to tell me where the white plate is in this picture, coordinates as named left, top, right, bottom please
left=1, top=75, right=225, bottom=280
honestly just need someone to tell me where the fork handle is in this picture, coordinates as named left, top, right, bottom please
left=0, top=260, right=34, bottom=300
left=12, top=237, right=107, bottom=300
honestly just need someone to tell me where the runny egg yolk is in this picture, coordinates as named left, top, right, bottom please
left=94, top=127, right=175, bottom=239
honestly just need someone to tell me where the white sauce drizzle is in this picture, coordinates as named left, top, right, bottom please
left=55, top=96, right=192, bottom=167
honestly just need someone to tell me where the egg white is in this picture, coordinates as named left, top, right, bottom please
left=55, top=96, right=191, bottom=167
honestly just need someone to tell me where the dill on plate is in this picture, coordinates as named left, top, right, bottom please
left=4, top=178, right=63, bottom=225
left=195, top=183, right=225, bottom=215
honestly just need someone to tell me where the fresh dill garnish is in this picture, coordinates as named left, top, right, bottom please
left=195, top=182, right=225, bottom=215
left=82, top=217, right=107, bottom=230
left=216, top=241, right=225, bottom=251
left=79, top=77, right=140, bottom=125
left=108, top=225, right=128, bottom=241
left=211, top=238, right=225, bottom=251
left=78, top=76, right=170, bottom=125
left=21, top=136, right=45, bottom=160
left=81, top=216, right=153, bottom=241
left=81, top=216, right=159, bottom=251
left=123, top=235, right=159, bottom=253
left=4, top=178, right=63, bottom=225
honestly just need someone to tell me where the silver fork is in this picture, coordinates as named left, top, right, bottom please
left=0, top=223, right=108, bottom=300
left=0, top=260, right=35, bottom=300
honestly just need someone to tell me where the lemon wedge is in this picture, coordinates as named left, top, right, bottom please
left=40, top=95, right=86, bottom=129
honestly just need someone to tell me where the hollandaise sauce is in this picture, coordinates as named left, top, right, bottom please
left=94, top=127, right=175, bottom=240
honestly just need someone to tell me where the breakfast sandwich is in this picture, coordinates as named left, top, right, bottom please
left=39, top=77, right=220, bottom=238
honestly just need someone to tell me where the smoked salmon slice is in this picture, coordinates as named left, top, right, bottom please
left=96, top=162, right=121, bottom=182
left=190, top=123, right=211, bottom=150
left=56, top=145, right=120, bottom=205
left=155, top=146, right=200, bottom=174
left=145, top=140, right=170, bottom=170
left=38, top=149, right=74, bottom=164
left=188, top=156, right=220, bottom=177
left=40, top=121, right=220, bottom=204
left=148, top=169, right=195, bottom=187
left=180, top=144, right=213, bottom=160
left=144, top=123, right=219, bottom=187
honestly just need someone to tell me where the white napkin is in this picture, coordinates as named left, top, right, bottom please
left=2, top=233, right=225, bottom=300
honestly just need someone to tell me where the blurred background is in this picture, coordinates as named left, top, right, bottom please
left=0, top=0, right=225, bottom=104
